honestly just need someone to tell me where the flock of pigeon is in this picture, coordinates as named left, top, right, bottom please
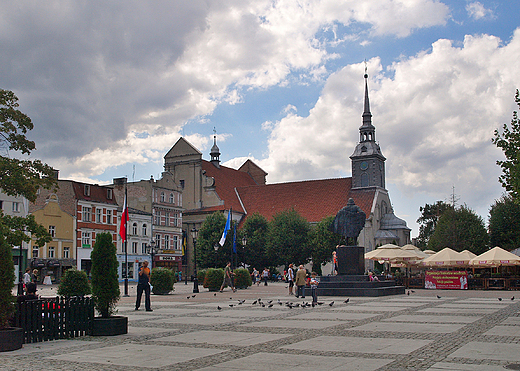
left=211, top=297, right=350, bottom=311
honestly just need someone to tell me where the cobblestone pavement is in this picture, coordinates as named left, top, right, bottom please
left=5, top=282, right=520, bottom=370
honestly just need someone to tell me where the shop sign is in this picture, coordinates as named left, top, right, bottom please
left=158, top=256, right=178, bottom=261
left=47, top=260, right=61, bottom=267
left=425, top=271, right=468, bottom=290
left=32, top=259, right=46, bottom=268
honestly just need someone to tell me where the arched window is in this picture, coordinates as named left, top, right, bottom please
left=169, top=193, right=174, bottom=204
left=132, top=223, right=137, bottom=235
left=361, top=173, right=369, bottom=187
left=160, top=192, right=165, bottom=202
left=142, top=224, right=147, bottom=236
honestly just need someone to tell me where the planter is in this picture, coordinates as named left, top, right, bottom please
left=92, top=316, right=128, bottom=336
left=0, top=327, right=23, bottom=352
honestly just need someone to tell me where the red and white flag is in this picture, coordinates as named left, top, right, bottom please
left=119, top=195, right=129, bottom=241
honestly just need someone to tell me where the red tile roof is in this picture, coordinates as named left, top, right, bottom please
left=201, top=160, right=258, bottom=213
left=236, top=178, right=376, bottom=223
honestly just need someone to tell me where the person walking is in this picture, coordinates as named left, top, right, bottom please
left=135, top=261, right=153, bottom=311
left=286, top=264, right=295, bottom=295
left=253, top=268, right=260, bottom=286
left=295, top=265, right=307, bottom=298
left=332, top=250, right=338, bottom=275
left=262, top=268, right=269, bottom=286
left=310, top=272, right=320, bottom=304
left=220, top=262, right=236, bottom=292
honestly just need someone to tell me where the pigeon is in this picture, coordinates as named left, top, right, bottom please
left=252, top=300, right=257, bottom=305
left=344, top=298, right=349, bottom=304
left=317, top=302, right=324, bottom=305
left=230, top=297, right=233, bottom=300
left=512, top=296, right=515, bottom=301
left=407, top=291, right=410, bottom=296
left=187, top=296, right=191, bottom=299
left=436, top=295, right=441, bottom=299
left=312, top=302, right=316, bottom=308
left=217, top=306, right=222, bottom=310
left=411, top=290, right=415, bottom=293
left=268, top=304, right=273, bottom=308
left=267, top=300, right=273, bottom=304
left=498, top=298, right=502, bottom=301
left=261, top=304, right=265, bottom=307
left=192, top=295, right=196, bottom=298
left=329, top=301, right=334, bottom=307
left=229, top=304, right=234, bottom=307
left=278, top=302, right=283, bottom=306
left=214, top=293, right=217, bottom=296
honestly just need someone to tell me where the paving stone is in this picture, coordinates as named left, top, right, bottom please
left=502, top=317, right=520, bottom=325
left=448, top=341, right=520, bottom=362
left=145, top=316, right=240, bottom=325
left=351, top=322, right=464, bottom=334
left=203, top=309, right=286, bottom=318
left=483, top=325, right=520, bottom=337
left=2, top=339, right=101, bottom=356
left=287, top=311, right=378, bottom=321
left=282, top=335, right=432, bottom=354
left=332, top=305, right=407, bottom=312
left=437, top=303, right=504, bottom=310
left=426, top=362, right=512, bottom=370
left=383, top=314, right=481, bottom=323
left=242, top=319, right=343, bottom=329
left=149, top=307, right=208, bottom=315
left=417, top=307, right=497, bottom=314
left=197, top=352, right=393, bottom=371
left=152, top=330, right=290, bottom=346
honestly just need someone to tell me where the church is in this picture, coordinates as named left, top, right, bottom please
left=164, top=74, right=410, bottom=275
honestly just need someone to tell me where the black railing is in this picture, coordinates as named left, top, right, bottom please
left=15, top=296, right=94, bottom=344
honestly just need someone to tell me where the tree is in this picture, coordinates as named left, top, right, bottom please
left=493, top=89, right=520, bottom=201
left=266, top=208, right=311, bottom=267
left=428, top=205, right=488, bottom=255
left=310, top=215, right=341, bottom=275
left=241, top=213, right=270, bottom=270
left=196, top=211, right=233, bottom=269
left=416, top=201, right=453, bottom=248
left=489, top=194, right=520, bottom=251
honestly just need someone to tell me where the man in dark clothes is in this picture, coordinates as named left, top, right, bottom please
left=135, top=261, right=152, bottom=311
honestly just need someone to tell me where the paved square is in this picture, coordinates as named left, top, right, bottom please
left=448, top=341, right=520, bottom=362
left=203, top=309, right=286, bottom=318
left=146, top=316, right=240, bottom=325
left=383, top=314, right=481, bottom=323
left=350, top=322, right=464, bottom=333
left=282, top=335, right=432, bottom=354
left=483, top=325, right=520, bottom=336
left=48, top=344, right=225, bottom=368
left=332, top=305, right=407, bottom=312
left=426, top=362, right=512, bottom=370
left=197, top=352, right=393, bottom=370
left=501, top=317, right=520, bottom=325
left=417, top=307, right=496, bottom=314
left=3, top=339, right=100, bottom=356
left=242, top=319, right=343, bottom=329
left=152, top=330, right=290, bottom=346
left=287, top=311, right=377, bottom=321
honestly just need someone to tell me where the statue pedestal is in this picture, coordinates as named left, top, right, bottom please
left=337, top=245, right=364, bottom=275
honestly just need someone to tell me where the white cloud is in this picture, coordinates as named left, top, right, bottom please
left=466, top=2, right=494, bottom=20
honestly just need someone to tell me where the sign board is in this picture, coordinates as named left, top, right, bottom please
left=425, top=271, right=468, bottom=290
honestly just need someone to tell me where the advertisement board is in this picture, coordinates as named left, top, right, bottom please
left=425, top=271, right=468, bottom=290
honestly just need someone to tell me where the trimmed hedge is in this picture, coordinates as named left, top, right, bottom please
left=58, top=268, right=91, bottom=297
left=203, top=268, right=224, bottom=291
left=234, top=268, right=252, bottom=289
left=150, top=267, right=174, bottom=295
left=197, top=269, right=206, bottom=284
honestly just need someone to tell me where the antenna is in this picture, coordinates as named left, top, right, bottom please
left=132, top=164, right=135, bottom=182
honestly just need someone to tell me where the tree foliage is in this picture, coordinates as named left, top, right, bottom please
left=493, top=89, right=520, bottom=201
left=91, top=232, right=120, bottom=317
left=196, top=211, right=234, bottom=269
left=416, top=201, right=453, bottom=248
left=0, top=238, right=14, bottom=328
left=266, top=208, right=311, bottom=267
left=489, top=194, right=520, bottom=251
left=428, top=205, right=488, bottom=254
left=310, top=215, right=341, bottom=275
left=57, top=268, right=91, bottom=297
left=241, top=212, right=270, bottom=270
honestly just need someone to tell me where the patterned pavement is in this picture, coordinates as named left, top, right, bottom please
left=4, top=282, right=520, bottom=370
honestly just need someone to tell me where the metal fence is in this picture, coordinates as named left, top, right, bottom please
left=15, top=296, right=94, bottom=344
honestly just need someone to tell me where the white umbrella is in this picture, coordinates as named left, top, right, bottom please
left=422, top=247, right=469, bottom=267
left=469, top=246, right=520, bottom=266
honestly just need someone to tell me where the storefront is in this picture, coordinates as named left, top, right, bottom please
left=117, top=254, right=151, bottom=282
left=30, top=258, right=76, bottom=284
left=155, top=254, right=182, bottom=272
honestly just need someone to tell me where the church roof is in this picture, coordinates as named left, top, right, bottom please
left=236, top=178, right=376, bottom=223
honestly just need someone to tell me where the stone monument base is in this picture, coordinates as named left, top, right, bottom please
left=307, top=274, right=405, bottom=297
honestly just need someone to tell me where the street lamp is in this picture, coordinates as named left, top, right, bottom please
left=214, top=243, right=219, bottom=268
left=241, top=237, right=247, bottom=268
left=145, top=239, right=159, bottom=269
left=191, top=227, right=199, bottom=293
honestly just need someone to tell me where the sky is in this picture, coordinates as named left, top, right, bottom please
left=1, top=0, right=520, bottom=237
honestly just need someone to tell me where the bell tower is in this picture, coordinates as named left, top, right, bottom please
left=350, top=69, right=386, bottom=189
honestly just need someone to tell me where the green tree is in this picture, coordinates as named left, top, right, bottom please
left=241, top=212, right=270, bottom=270
left=493, top=89, right=520, bottom=201
left=267, top=208, right=311, bottom=266
left=428, top=205, right=488, bottom=254
left=310, top=215, right=341, bottom=275
left=91, top=232, right=120, bottom=318
left=196, top=212, right=234, bottom=269
left=489, top=194, right=520, bottom=251
left=416, top=201, right=453, bottom=248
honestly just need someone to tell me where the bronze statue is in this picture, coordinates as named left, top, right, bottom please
left=330, top=198, right=366, bottom=245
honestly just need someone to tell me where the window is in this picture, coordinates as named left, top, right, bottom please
left=96, top=208, right=102, bottom=223
left=173, top=212, right=179, bottom=227
left=107, top=210, right=112, bottom=224
left=48, top=245, right=55, bottom=258
left=107, top=188, right=113, bottom=199
left=165, top=212, right=170, bottom=226
left=0, top=200, right=3, bottom=210
left=12, top=202, right=20, bottom=212
left=63, top=246, right=70, bottom=258
left=49, top=226, right=56, bottom=238
left=132, top=223, right=137, bottom=235
left=173, top=235, right=178, bottom=250
left=169, top=193, right=174, bottom=204
left=82, top=232, right=91, bottom=247
left=361, top=173, right=368, bottom=187
left=160, top=192, right=165, bottom=202
left=84, top=185, right=90, bottom=196
left=132, top=242, right=138, bottom=254
left=141, top=242, right=147, bottom=254
left=155, top=234, right=160, bottom=249
left=83, top=207, right=91, bottom=222
left=32, top=248, right=38, bottom=258
left=180, top=180, right=185, bottom=189
left=164, top=235, right=169, bottom=250
left=142, top=224, right=147, bottom=236
left=154, top=212, right=160, bottom=225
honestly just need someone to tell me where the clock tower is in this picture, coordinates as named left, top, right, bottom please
left=350, top=72, right=386, bottom=189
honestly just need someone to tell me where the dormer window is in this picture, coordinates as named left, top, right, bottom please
left=84, top=185, right=90, bottom=196
left=107, top=189, right=113, bottom=199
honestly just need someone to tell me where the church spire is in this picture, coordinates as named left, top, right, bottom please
left=210, top=127, right=220, bottom=168
left=360, top=67, right=376, bottom=142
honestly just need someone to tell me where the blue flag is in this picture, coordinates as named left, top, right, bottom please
left=219, top=209, right=231, bottom=246
left=232, top=224, right=237, bottom=253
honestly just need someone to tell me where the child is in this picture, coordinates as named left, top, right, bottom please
left=310, top=272, right=320, bottom=304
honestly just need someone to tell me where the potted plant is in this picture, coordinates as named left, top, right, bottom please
left=150, top=267, right=174, bottom=295
left=197, top=269, right=207, bottom=283
left=57, top=268, right=91, bottom=297
left=90, top=232, right=127, bottom=336
left=233, top=268, right=252, bottom=289
left=203, top=268, right=224, bottom=291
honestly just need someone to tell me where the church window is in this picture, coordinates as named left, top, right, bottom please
left=361, top=173, right=369, bottom=187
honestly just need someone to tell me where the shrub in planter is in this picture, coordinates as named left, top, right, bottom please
left=203, top=268, right=224, bottom=291
left=91, top=232, right=120, bottom=318
left=197, top=269, right=207, bottom=283
left=0, top=238, right=15, bottom=329
left=58, top=268, right=91, bottom=297
left=233, top=268, right=252, bottom=289
left=150, top=267, right=174, bottom=295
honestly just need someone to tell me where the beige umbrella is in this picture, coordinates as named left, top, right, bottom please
left=459, top=250, right=477, bottom=261
left=422, top=247, right=468, bottom=267
left=423, top=250, right=436, bottom=255
left=401, top=244, right=429, bottom=259
left=469, top=246, right=520, bottom=266
left=365, top=244, right=421, bottom=262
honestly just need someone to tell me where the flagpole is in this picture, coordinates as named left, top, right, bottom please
left=123, top=184, right=129, bottom=297
left=230, top=208, right=233, bottom=269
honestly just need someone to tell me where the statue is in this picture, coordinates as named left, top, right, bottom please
left=330, top=198, right=366, bottom=246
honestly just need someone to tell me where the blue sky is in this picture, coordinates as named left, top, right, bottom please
left=1, top=0, right=520, bottom=237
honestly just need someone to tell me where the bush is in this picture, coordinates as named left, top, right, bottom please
left=0, top=238, right=15, bottom=329
left=150, top=267, right=174, bottom=295
left=197, top=269, right=206, bottom=283
left=58, top=268, right=91, bottom=297
left=91, top=232, right=120, bottom=318
left=234, top=268, right=252, bottom=289
left=203, top=268, right=224, bottom=291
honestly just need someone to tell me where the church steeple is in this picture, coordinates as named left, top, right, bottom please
left=210, top=128, right=221, bottom=168
left=350, top=68, right=386, bottom=189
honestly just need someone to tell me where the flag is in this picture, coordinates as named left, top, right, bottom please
left=119, top=194, right=129, bottom=241
left=232, top=224, right=237, bottom=253
left=219, top=209, right=231, bottom=246
left=182, top=230, right=187, bottom=255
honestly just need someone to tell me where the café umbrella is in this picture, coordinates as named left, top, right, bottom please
left=421, top=247, right=469, bottom=267
left=469, top=246, right=520, bottom=267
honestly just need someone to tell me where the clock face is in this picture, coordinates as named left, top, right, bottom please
left=360, top=161, right=369, bottom=171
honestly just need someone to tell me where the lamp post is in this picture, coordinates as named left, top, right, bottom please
left=191, top=227, right=199, bottom=293
left=214, top=243, right=219, bottom=268
left=241, top=237, right=247, bottom=268
left=145, top=239, right=159, bottom=269
left=17, top=243, right=24, bottom=296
